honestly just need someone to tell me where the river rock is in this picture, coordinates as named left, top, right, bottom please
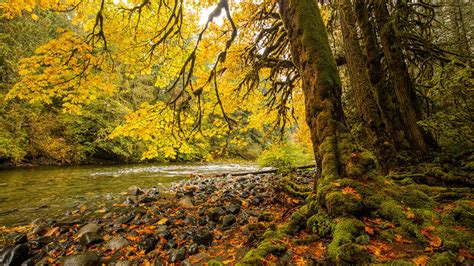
left=115, top=261, right=132, bottom=266
left=0, top=244, right=30, bottom=265
left=30, top=224, right=48, bottom=236
left=115, top=214, right=135, bottom=225
left=193, top=228, right=213, bottom=246
left=226, top=203, right=241, bottom=214
left=222, top=214, right=236, bottom=227
left=169, top=248, right=186, bottom=263
left=62, top=251, right=99, bottom=266
left=207, top=207, right=225, bottom=222
left=178, top=197, right=194, bottom=208
left=187, top=243, right=199, bottom=255
left=127, top=186, right=144, bottom=196
left=106, top=236, right=129, bottom=250
left=79, top=232, right=103, bottom=246
left=77, top=223, right=101, bottom=236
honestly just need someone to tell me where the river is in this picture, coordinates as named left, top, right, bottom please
left=0, top=163, right=264, bottom=226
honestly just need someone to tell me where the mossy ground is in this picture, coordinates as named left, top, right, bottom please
left=237, top=161, right=474, bottom=265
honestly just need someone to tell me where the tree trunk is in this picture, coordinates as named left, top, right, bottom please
left=275, top=0, right=377, bottom=262
left=338, top=0, right=396, bottom=170
left=373, top=2, right=437, bottom=155
left=353, top=0, right=407, bottom=152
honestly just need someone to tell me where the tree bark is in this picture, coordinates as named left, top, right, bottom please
left=279, top=0, right=352, bottom=183
left=374, top=2, right=437, bottom=155
left=339, top=0, right=396, bottom=170
left=353, top=0, right=406, bottom=152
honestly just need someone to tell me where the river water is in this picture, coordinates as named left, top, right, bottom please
left=0, top=163, right=263, bottom=226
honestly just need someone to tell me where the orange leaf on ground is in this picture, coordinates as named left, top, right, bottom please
left=412, top=255, right=429, bottom=266
left=429, top=235, right=442, bottom=248
left=365, top=226, right=374, bottom=235
left=460, top=249, right=474, bottom=260
left=342, top=187, right=362, bottom=200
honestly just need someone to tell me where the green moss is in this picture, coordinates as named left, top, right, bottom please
left=427, top=252, right=456, bottom=265
left=441, top=200, right=474, bottom=227
left=208, top=260, right=224, bottom=266
left=412, top=209, right=439, bottom=226
left=327, top=218, right=371, bottom=263
left=386, top=259, right=415, bottom=266
left=380, top=199, right=405, bottom=222
left=282, top=207, right=308, bottom=235
left=307, top=211, right=334, bottom=237
left=239, top=236, right=287, bottom=265
left=325, top=191, right=363, bottom=217
left=399, top=189, right=433, bottom=209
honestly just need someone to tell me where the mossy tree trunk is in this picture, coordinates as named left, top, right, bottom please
left=338, top=0, right=397, bottom=171
left=373, top=2, right=437, bottom=155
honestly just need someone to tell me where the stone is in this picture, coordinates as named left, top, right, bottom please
left=127, top=186, right=144, bottom=196
left=178, top=197, right=195, bottom=208
left=106, top=236, right=129, bottom=250
left=225, top=203, right=240, bottom=214
left=187, top=243, right=199, bottom=255
left=222, top=214, right=236, bottom=227
left=163, top=238, right=177, bottom=250
left=169, top=248, right=186, bottom=263
left=62, top=252, right=99, bottom=266
left=30, top=224, right=48, bottom=236
left=193, top=228, right=213, bottom=246
left=114, top=214, right=135, bottom=225
left=77, top=223, right=101, bottom=236
left=115, top=261, right=132, bottom=266
left=207, top=207, right=225, bottom=222
left=79, top=232, right=103, bottom=246
left=0, top=244, right=30, bottom=265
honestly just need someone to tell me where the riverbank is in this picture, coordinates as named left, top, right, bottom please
left=1, top=167, right=473, bottom=265
left=0, top=169, right=313, bottom=265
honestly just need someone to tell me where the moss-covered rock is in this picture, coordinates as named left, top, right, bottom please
left=208, top=260, right=224, bottom=266
left=328, top=218, right=371, bottom=263
left=380, top=200, right=405, bottom=222
left=427, top=251, right=456, bottom=265
left=399, top=189, right=433, bottom=209
left=325, top=191, right=363, bottom=217
left=441, top=200, right=474, bottom=227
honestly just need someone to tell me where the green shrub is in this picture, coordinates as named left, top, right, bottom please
left=257, top=141, right=313, bottom=170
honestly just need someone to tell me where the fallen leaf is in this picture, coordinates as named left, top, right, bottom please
left=365, top=226, right=374, bottom=235
left=412, top=255, right=429, bottom=266
left=342, top=187, right=362, bottom=200
left=157, top=218, right=168, bottom=225
left=460, top=249, right=474, bottom=259
left=428, top=235, right=442, bottom=248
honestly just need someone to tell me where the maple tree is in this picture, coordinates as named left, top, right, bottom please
left=0, top=0, right=472, bottom=264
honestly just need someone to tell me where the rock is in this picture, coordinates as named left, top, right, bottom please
left=114, top=214, right=135, bottom=225
left=178, top=197, right=195, bottom=208
left=30, top=224, right=48, bottom=236
left=123, top=197, right=136, bottom=205
left=106, top=236, right=129, bottom=250
left=62, top=252, right=99, bottom=266
left=222, top=214, right=236, bottom=227
left=163, top=238, right=177, bottom=250
left=184, top=216, right=196, bottom=225
left=226, top=203, right=240, bottom=214
left=127, top=186, right=144, bottom=196
left=169, top=248, right=186, bottom=263
left=13, top=234, right=27, bottom=245
left=139, top=197, right=156, bottom=203
left=115, top=261, right=132, bottom=266
left=187, top=243, right=199, bottom=255
left=258, top=212, right=273, bottom=222
left=0, top=244, right=30, bottom=265
left=193, top=228, right=213, bottom=246
left=141, top=236, right=156, bottom=254
left=79, top=232, right=103, bottom=246
left=77, top=223, right=101, bottom=236
left=207, top=207, right=225, bottom=222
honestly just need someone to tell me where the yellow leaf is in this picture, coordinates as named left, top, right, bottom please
left=31, top=14, right=39, bottom=21
left=157, top=218, right=168, bottom=225
left=412, top=256, right=429, bottom=266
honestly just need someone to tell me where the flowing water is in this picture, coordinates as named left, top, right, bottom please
left=0, top=163, right=263, bottom=226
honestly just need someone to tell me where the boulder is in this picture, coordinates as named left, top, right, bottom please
left=127, top=186, right=144, bottom=196
left=178, top=197, right=195, bottom=208
left=62, top=252, right=99, bottom=266
left=106, top=236, right=129, bottom=251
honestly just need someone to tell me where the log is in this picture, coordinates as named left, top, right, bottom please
left=206, top=164, right=317, bottom=177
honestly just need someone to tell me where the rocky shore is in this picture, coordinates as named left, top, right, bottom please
left=0, top=171, right=314, bottom=265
